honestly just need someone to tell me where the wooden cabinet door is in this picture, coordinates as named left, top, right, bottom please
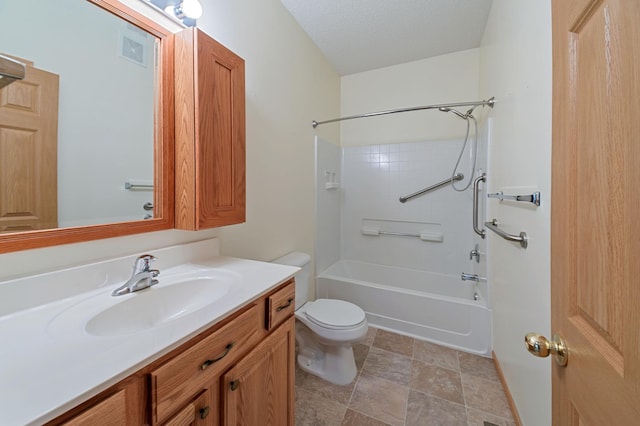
left=163, top=389, right=214, bottom=426
left=222, top=318, right=294, bottom=426
left=0, top=56, right=58, bottom=232
left=174, top=28, right=245, bottom=230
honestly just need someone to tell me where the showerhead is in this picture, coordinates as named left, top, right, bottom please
left=439, top=107, right=468, bottom=119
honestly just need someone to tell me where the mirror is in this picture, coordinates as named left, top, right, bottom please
left=0, top=0, right=174, bottom=253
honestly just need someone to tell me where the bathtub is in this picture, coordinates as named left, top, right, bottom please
left=316, top=260, right=492, bottom=356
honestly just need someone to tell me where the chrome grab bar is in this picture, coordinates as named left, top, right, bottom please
left=473, top=174, right=486, bottom=238
left=488, top=191, right=541, bottom=206
left=484, top=219, right=528, bottom=249
left=399, top=173, right=463, bottom=203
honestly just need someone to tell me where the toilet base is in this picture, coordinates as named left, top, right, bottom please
left=295, top=323, right=358, bottom=386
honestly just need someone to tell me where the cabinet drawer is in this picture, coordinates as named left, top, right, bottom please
left=62, top=389, right=126, bottom=426
left=151, top=305, right=261, bottom=423
left=266, top=280, right=295, bottom=330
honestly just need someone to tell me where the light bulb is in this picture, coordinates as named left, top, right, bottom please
left=178, top=0, right=203, bottom=19
left=164, top=0, right=203, bottom=20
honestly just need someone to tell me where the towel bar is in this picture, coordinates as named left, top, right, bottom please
left=487, top=191, right=540, bottom=206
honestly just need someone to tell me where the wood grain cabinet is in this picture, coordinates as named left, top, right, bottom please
left=174, top=27, right=246, bottom=230
left=223, top=318, right=295, bottom=425
left=47, top=280, right=295, bottom=426
left=53, top=376, right=146, bottom=426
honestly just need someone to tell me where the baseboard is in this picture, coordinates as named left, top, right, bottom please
left=492, top=351, right=523, bottom=426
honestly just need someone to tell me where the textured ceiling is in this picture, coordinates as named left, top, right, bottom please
left=279, top=0, right=493, bottom=75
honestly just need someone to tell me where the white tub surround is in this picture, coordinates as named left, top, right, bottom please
left=0, top=239, right=298, bottom=426
left=317, top=260, right=491, bottom=355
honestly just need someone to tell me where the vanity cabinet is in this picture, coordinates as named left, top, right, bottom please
left=46, top=280, right=295, bottom=426
left=150, top=303, right=262, bottom=424
left=155, top=279, right=295, bottom=426
left=174, top=27, right=246, bottom=230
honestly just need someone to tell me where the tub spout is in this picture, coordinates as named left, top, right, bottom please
left=461, top=272, right=486, bottom=282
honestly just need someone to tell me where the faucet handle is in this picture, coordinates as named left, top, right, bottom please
left=134, top=254, right=156, bottom=272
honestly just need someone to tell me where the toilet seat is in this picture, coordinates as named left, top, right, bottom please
left=304, top=299, right=366, bottom=330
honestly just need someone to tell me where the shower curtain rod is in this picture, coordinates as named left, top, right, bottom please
left=311, top=97, right=495, bottom=128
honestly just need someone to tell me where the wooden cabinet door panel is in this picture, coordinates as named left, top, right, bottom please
left=174, top=28, right=245, bottom=230
left=222, top=318, right=294, bottom=426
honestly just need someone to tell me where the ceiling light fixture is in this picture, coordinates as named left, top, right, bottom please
left=164, top=0, right=203, bottom=23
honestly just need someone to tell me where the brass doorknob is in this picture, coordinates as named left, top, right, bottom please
left=524, top=332, right=568, bottom=367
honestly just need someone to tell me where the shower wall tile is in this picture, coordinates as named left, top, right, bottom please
left=341, top=138, right=479, bottom=275
left=315, top=137, right=342, bottom=274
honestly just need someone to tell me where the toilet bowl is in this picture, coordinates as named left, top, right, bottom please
left=271, top=252, right=368, bottom=385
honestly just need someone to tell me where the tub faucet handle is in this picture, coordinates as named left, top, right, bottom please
left=469, top=245, right=480, bottom=263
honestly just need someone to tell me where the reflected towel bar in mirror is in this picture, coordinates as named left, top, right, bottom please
left=125, top=181, right=154, bottom=191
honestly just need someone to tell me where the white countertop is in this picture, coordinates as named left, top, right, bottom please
left=0, top=241, right=298, bottom=426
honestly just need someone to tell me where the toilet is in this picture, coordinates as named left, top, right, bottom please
left=272, top=252, right=368, bottom=385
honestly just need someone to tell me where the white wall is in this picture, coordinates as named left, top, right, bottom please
left=479, top=1, right=552, bottom=425
left=196, top=0, right=340, bottom=268
left=0, top=0, right=339, bottom=281
left=340, top=49, right=480, bottom=146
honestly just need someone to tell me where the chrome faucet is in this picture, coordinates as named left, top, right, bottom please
left=469, top=245, right=480, bottom=263
left=111, top=254, right=160, bottom=296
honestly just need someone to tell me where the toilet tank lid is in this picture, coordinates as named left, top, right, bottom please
left=271, top=251, right=310, bottom=267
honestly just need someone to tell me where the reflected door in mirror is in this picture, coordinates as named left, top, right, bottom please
left=0, top=57, right=58, bottom=232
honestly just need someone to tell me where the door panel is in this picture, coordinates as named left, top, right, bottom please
left=0, top=56, right=58, bottom=232
left=551, top=0, right=640, bottom=423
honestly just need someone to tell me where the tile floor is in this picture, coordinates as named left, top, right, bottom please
left=295, top=327, right=516, bottom=426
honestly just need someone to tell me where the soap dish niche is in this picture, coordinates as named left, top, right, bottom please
left=324, top=170, right=340, bottom=190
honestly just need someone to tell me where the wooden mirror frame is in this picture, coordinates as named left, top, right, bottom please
left=0, top=0, right=174, bottom=254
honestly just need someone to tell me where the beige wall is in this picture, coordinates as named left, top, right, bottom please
left=340, top=49, right=480, bottom=146
left=480, top=1, right=553, bottom=425
left=197, top=0, right=340, bottom=262
left=0, top=0, right=339, bottom=280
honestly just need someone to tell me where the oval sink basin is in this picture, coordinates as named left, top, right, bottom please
left=47, top=268, right=238, bottom=338
left=86, top=278, right=230, bottom=337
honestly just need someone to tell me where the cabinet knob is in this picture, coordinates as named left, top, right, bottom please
left=199, top=406, right=210, bottom=419
left=229, top=380, right=240, bottom=391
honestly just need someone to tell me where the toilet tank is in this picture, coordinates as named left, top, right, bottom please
left=271, top=251, right=311, bottom=309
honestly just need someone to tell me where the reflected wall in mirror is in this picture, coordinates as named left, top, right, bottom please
left=1, top=0, right=155, bottom=229
left=0, top=0, right=174, bottom=253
